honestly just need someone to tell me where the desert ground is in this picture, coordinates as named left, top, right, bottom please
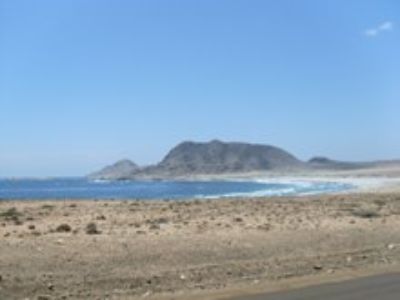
left=1, top=188, right=400, bottom=300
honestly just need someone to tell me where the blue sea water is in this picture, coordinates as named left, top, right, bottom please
left=0, top=178, right=352, bottom=200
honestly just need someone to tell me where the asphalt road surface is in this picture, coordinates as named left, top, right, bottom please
left=232, top=273, right=400, bottom=300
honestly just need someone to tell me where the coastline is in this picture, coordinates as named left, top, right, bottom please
left=3, top=162, right=400, bottom=200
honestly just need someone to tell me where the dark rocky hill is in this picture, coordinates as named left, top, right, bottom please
left=154, top=140, right=302, bottom=175
left=89, top=140, right=303, bottom=180
left=89, top=142, right=400, bottom=180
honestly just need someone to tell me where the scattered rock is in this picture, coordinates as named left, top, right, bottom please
left=149, top=224, right=160, bottom=230
left=154, top=217, right=169, bottom=224
left=313, top=264, right=323, bottom=271
left=14, top=218, right=24, bottom=226
left=257, top=224, right=271, bottom=231
left=142, top=291, right=151, bottom=297
left=388, top=244, right=396, bottom=250
left=96, top=215, right=106, bottom=220
left=28, top=224, right=36, bottom=230
left=56, top=224, right=72, bottom=233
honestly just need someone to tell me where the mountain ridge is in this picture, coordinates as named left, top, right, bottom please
left=88, top=140, right=304, bottom=180
left=88, top=140, right=399, bottom=180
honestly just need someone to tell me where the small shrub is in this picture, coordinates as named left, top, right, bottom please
left=352, top=208, right=380, bottom=219
left=41, top=204, right=55, bottom=210
left=56, top=224, right=72, bottom=232
left=86, top=222, right=100, bottom=235
left=0, top=207, right=22, bottom=218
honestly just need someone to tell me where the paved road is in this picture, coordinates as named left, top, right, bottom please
left=232, top=273, right=400, bottom=300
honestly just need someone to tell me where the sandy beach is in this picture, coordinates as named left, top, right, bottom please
left=1, top=179, right=400, bottom=299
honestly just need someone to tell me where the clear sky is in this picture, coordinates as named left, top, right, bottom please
left=1, top=0, right=399, bottom=177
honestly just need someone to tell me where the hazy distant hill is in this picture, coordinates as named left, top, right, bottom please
left=88, top=159, right=139, bottom=180
left=307, top=156, right=370, bottom=170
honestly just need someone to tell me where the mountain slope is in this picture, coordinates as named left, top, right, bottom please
left=151, top=140, right=303, bottom=176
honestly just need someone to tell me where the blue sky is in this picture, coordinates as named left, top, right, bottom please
left=1, top=0, right=399, bottom=177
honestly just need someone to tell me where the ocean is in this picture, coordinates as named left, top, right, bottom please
left=0, top=178, right=352, bottom=200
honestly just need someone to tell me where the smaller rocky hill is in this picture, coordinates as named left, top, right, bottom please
left=88, top=159, right=139, bottom=180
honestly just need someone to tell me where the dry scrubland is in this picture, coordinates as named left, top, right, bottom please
left=1, top=194, right=400, bottom=299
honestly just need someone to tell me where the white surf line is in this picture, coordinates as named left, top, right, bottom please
left=253, top=176, right=400, bottom=194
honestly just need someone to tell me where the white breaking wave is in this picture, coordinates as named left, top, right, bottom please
left=195, top=180, right=352, bottom=199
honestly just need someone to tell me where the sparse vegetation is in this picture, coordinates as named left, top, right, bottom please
left=41, top=204, right=55, bottom=210
left=56, top=224, right=72, bottom=233
left=352, top=208, right=380, bottom=219
left=0, top=207, right=22, bottom=218
left=86, top=222, right=100, bottom=234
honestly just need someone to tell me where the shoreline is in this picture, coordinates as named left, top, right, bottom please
left=2, top=174, right=400, bottom=202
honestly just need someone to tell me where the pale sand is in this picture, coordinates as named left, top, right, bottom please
left=177, top=164, right=400, bottom=194
left=1, top=192, right=400, bottom=299
left=253, top=176, right=400, bottom=194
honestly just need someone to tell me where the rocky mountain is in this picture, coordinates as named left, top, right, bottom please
left=89, top=140, right=303, bottom=180
left=153, top=140, right=303, bottom=175
left=89, top=142, right=400, bottom=180
left=88, top=159, right=139, bottom=180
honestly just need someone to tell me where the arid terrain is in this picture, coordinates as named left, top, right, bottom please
left=1, top=192, right=400, bottom=300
